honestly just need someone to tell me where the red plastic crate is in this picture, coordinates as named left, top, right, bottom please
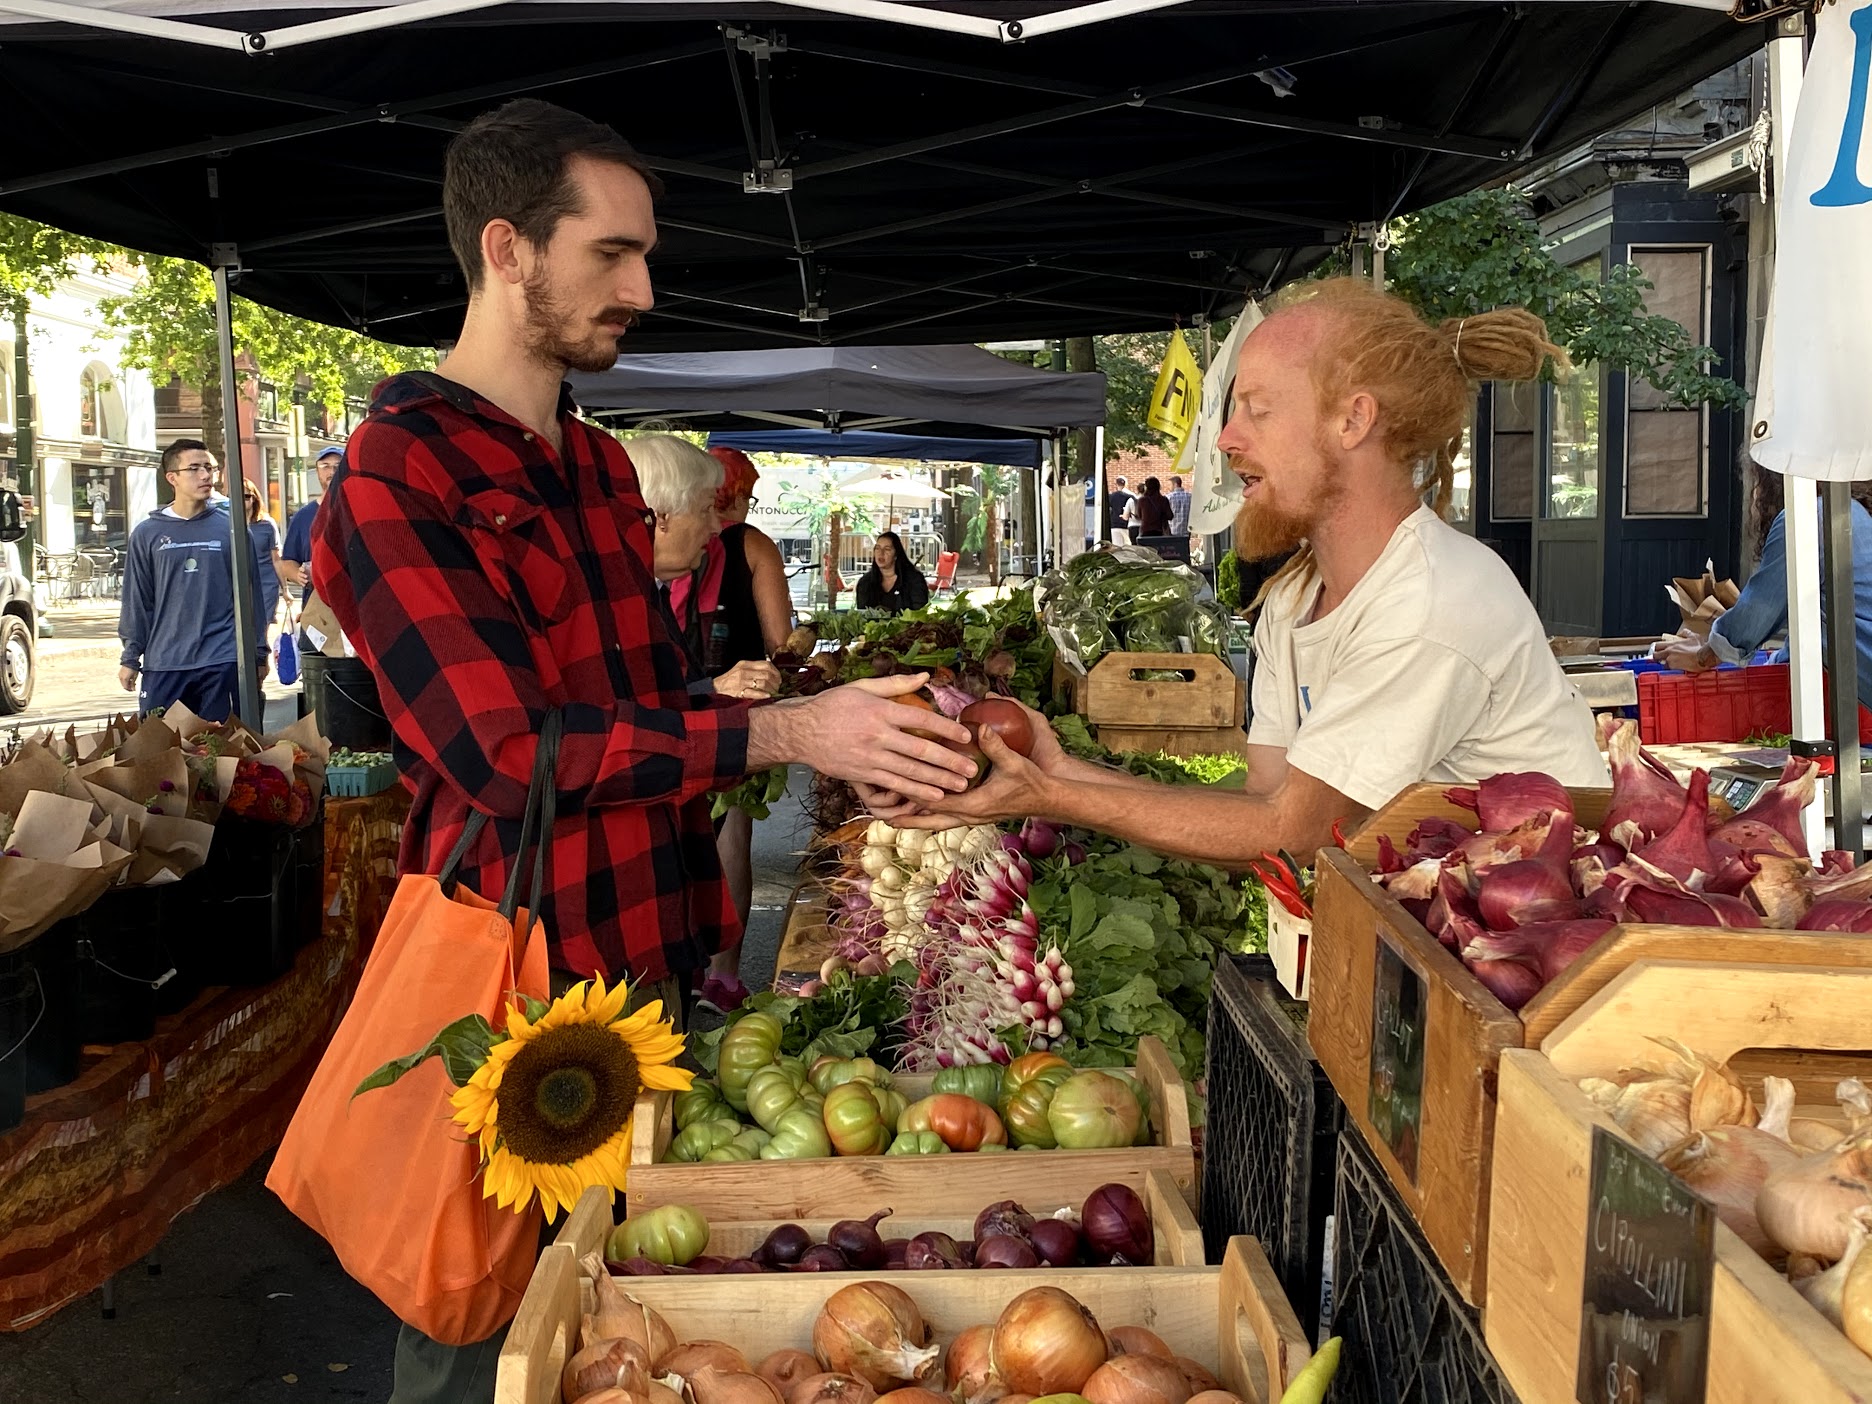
left=1636, top=663, right=1872, bottom=745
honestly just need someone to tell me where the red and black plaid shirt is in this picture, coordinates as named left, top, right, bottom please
left=311, top=372, right=751, bottom=983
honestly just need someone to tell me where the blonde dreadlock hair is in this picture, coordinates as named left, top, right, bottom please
left=1251, top=277, right=1568, bottom=605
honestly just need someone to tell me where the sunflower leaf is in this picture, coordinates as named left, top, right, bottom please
left=351, top=1014, right=499, bottom=1098
left=520, top=995, right=550, bottom=1024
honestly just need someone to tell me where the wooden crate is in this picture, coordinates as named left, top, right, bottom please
left=1308, top=781, right=1872, bottom=1307
left=625, top=1036, right=1196, bottom=1219
left=1486, top=960, right=1872, bottom=1404
left=1094, top=724, right=1254, bottom=760
left=771, top=881, right=835, bottom=989
left=1056, top=652, right=1243, bottom=729
left=554, top=1166, right=1204, bottom=1268
left=497, top=1234, right=1310, bottom=1404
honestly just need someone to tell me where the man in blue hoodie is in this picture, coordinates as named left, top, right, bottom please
left=118, top=438, right=269, bottom=721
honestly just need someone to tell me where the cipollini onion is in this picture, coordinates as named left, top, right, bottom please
left=1659, top=1079, right=1801, bottom=1260
left=874, top=1391, right=949, bottom=1404
left=990, top=1287, right=1109, bottom=1396
left=1795, top=1209, right=1871, bottom=1327
left=1758, top=1130, right=1872, bottom=1260
left=1186, top=1393, right=1246, bottom=1404
left=1844, top=1210, right=1872, bottom=1354
left=581, top=1254, right=678, bottom=1362
left=760, top=1351, right=822, bottom=1396
left=944, top=1324, right=1003, bottom=1404
left=787, top=1374, right=878, bottom=1404
left=1080, top=1355, right=1193, bottom=1404
left=686, top=1371, right=785, bottom=1404
left=1173, top=1359, right=1221, bottom=1396
left=1105, top=1327, right=1174, bottom=1361
left=662, top=1343, right=751, bottom=1378
left=813, top=1283, right=940, bottom=1390
left=565, top=1337, right=650, bottom=1404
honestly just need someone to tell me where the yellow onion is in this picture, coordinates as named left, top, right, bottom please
left=1106, top=1328, right=1173, bottom=1361
left=788, top=1373, right=878, bottom=1404
left=686, top=1370, right=784, bottom=1404
left=1844, top=1211, right=1872, bottom=1354
left=875, top=1392, right=949, bottom=1404
left=566, top=1338, right=650, bottom=1403
left=583, top=1254, right=677, bottom=1362
left=1758, top=1131, right=1872, bottom=1260
left=945, top=1323, right=1004, bottom=1404
left=1659, top=1120, right=1801, bottom=1260
left=990, top=1287, right=1109, bottom=1396
left=1186, top=1393, right=1244, bottom=1404
left=1796, top=1209, right=1870, bottom=1327
left=577, top=1392, right=642, bottom=1404
left=652, top=1385, right=685, bottom=1404
left=760, top=1350, right=823, bottom=1397
left=1172, top=1360, right=1220, bottom=1396
left=814, top=1283, right=940, bottom=1390
left=1081, top=1355, right=1192, bottom=1404
left=663, top=1344, right=753, bottom=1378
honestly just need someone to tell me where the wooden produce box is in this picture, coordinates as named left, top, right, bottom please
left=554, top=1166, right=1204, bottom=1267
left=1307, top=782, right=1872, bottom=1308
left=1487, top=960, right=1872, bottom=1404
left=1055, top=651, right=1248, bottom=758
left=770, top=880, right=836, bottom=991
left=498, top=1233, right=1311, bottom=1404
left=625, top=1036, right=1196, bottom=1219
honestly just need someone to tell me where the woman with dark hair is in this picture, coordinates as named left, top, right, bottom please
left=1655, top=456, right=1872, bottom=706
left=1134, top=476, right=1173, bottom=537
left=241, top=480, right=283, bottom=631
left=855, top=531, right=929, bottom=613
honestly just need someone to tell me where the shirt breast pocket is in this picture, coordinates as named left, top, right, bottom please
left=460, top=489, right=573, bottom=629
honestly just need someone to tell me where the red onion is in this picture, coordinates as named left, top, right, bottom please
left=1630, top=770, right=1716, bottom=882
left=1446, top=771, right=1572, bottom=832
left=1532, top=919, right=1614, bottom=981
left=793, top=1245, right=853, bottom=1272
left=1798, top=899, right=1872, bottom=932
left=1474, top=862, right=1577, bottom=929
left=828, top=1211, right=894, bottom=1270
left=973, top=1201, right=1034, bottom=1246
left=1710, top=756, right=1817, bottom=858
left=1462, top=953, right=1543, bottom=1010
left=722, top=1258, right=768, bottom=1273
left=686, top=1256, right=732, bottom=1274
left=613, top=1256, right=672, bottom=1276
left=903, top=1232, right=965, bottom=1271
left=1375, top=834, right=1405, bottom=874
left=1027, top=1218, right=1082, bottom=1267
left=1080, top=1184, right=1151, bottom=1264
left=974, top=1235, right=1041, bottom=1269
left=882, top=1238, right=910, bottom=1269
left=1425, top=863, right=1481, bottom=945
left=1603, top=720, right=1688, bottom=846
left=1405, top=817, right=1475, bottom=862
left=756, top=1224, right=814, bottom=1267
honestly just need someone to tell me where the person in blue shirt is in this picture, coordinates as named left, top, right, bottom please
left=1656, top=465, right=1872, bottom=706
left=280, top=445, right=342, bottom=603
left=242, top=479, right=283, bottom=630
left=118, top=438, right=269, bottom=721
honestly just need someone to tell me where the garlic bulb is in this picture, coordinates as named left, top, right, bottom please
left=1579, top=1040, right=1760, bottom=1157
left=1757, top=1131, right=1872, bottom=1261
left=1796, top=1210, right=1871, bottom=1328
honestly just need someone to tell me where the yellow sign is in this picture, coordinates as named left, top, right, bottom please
left=1147, top=328, right=1202, bottom=446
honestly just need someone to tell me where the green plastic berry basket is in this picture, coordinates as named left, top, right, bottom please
left=326, top=758, right=399, bottom=797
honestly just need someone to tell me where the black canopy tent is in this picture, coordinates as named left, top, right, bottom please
left=706, top=431, right=1044, bottom=468
left=0, top=0, right=1770, bottom=719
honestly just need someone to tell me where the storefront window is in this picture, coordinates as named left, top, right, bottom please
left=1547, top=366, right=1602, bottom=519
left=74, top=463, right=128, bottom=550
left=1490, top=381, right=1538, bottom=521
left=1448, top=411, right=1475, bottom=525
left=79, top=368, right=99, bottom=438
left=1625, top=246, right=1710, bottom=517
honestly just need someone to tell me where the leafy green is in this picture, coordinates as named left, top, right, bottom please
left=353, top=1013, right=498, bottom=1096
left=711, top=765, right=790, bottom=821
left=693, top=967, right=912, bottom=1075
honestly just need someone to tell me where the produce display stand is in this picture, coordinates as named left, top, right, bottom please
left=0, top=790, right=407, bottom=1329
left=498, top=1234, right=1311, bottom=1404
left=1307, top=782, right=1872, bottom=1307
left=1053, top=651, right=1250, bottom=759
left=555, top=1166, right=1203, bottom=1267
left=1488, top=959, right=1872, bottom=1404
left=624, top=1036, right=1196, bottom=1218
left=1201, top=954, right=1341, bottom=1340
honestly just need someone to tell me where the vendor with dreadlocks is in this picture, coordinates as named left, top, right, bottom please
left=862, top=278, right=1607, bottom=867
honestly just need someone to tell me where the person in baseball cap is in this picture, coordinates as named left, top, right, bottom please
left=281, top=446, right=344, bottom=604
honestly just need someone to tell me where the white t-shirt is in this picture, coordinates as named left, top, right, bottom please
left=1247, top=508, right=1608, bottom=810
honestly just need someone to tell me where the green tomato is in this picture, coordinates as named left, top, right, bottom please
left=809, top=1056, right=895, bottom=1096
left=760, top=1105, right=833, bottom=1160
left=1047, top=1071, right=1144, bottom=1150
left=1004, top=1065, right=1074, bottom=1149
left=674, top=1081, right=731, bottom=1131
left=718, top=1012, right=784, bottom=1113
left=731, top=1126, right=772, bottom=1156
left=701, top=1144, right=757, bottom=1162
left=746, top=1062, right=811, bottom=1133
left=886, top=1130, right=950, bottom=1156
left=666, top=1119, right=743, bottom=1163
left=932, top=1064, right=1004, bottom=1106
left=823, top=1081, right=893, bottom=1156
left=607, top=1204, right=710, bottom=1266
left=1106, top=1071, right=1155, bottom=1146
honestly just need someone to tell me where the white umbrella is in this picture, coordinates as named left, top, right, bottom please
left=838, top=470, right=952, bottom=534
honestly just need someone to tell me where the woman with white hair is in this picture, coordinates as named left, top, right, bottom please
left=626, top=434, right=780, bottom=701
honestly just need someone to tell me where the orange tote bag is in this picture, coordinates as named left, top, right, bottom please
left=269, top=712, right=563, bottom=1346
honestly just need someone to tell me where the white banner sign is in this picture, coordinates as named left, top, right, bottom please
left=1178, top=302, right=1264, bottom=535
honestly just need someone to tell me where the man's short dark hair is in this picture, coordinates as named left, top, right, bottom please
left=444, top=98, right=664, bottom=293
left=1171, top=476, right=1183, bottom=488
left=161, top=439, right=208, bottom=475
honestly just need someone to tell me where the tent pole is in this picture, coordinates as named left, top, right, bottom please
left=1823, top=480, right=1863, bottom=854
left=1766, top=12, right=1827, bottom=858
left=1093, top=428, right=1106, bottom=549
left=213, top=257, right=264, bottom=728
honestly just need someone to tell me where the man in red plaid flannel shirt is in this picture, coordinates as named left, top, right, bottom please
left=310, top=97, right=977, bottom=1400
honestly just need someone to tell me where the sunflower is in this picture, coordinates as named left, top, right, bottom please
left=450, top=975, right=692, bottom=1219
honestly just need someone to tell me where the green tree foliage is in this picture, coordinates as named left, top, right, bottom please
left=0, top=215, right=117, bottom=321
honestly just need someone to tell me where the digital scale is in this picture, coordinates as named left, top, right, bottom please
left=1708, top=762, right=1784, bottom=813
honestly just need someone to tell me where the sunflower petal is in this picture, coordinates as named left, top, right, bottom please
left=593, top=979, right=632, bottom=1026
left=638, top=1062, right=694, bottom=1092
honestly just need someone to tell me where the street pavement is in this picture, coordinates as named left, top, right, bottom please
left=0, top=767, right=815, bottom=1404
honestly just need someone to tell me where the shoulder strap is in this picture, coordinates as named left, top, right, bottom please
left=436, top=708, right=564, bottom=925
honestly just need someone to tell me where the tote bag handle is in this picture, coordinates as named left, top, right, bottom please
left=435, top=708, right=564, bottom=926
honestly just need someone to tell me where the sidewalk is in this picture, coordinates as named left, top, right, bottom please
left=38, top=600, right=123, bottom=660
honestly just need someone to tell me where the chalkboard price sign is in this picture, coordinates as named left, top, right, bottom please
left=1367, top=931, right=1425, bottom=1181
left=1576, top=1126, right=1716, bottom=1404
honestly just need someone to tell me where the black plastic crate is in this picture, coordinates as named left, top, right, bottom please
left=1201, top=954, right=1341, bottom=1338
left=73, top=888, right=179, bottom=1046
left=1328, top=1127, right=1523, bottom=1404
left=167, top=817, right=319, bottom=989
left=290, top=805, right=326, bottom=951
left=0, top=926, right=81, bottom=1112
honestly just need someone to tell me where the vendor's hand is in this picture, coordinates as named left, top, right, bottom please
left=887, top=725, right=1056, bottom=832
left=715, top=659, right=781, bottom=700
left=1655, top=639, right=1717, bottom=673
left=794, top=673, right=977, bottom=806
left=118, top=665, right=138, bottom=692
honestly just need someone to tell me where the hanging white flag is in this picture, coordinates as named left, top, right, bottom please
left=1754, top=0, right=1872, bottom=482
left=1178, top=303, right=1264, bottom=535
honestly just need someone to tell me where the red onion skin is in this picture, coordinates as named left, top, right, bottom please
left=1630, top=770, right=1716, bottom=882
left=973, top=1201, right=1035, bottom=1246
left=1081, top=1184, right=1152, bottom=1264
left=1709, top=757, right=1816, bottom=858
left=1446, top=772, right=1572, bottom=832
left=1405, top=818, right=1474, bottom=863
left=974, top=1235, right=1042, bottom=1269
left=792, top=1245, right=853, bottom=1272
left=1026, top=1218, right=1083, bottom=1268
left=1798, top=899, right=1872, bottom=932
left=1463, top=954, right=1544, bottom=1010
left=722, top=1259, right=768, bottom=1274
left=1603, top=722, right=1688, bottom=846
left=1474, top=860, right=1577, bottom=928
left=904, top=1233, right=964, bottom=1271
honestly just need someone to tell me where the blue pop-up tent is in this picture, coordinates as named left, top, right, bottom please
left=705, top=430, right=1042, bottom=468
